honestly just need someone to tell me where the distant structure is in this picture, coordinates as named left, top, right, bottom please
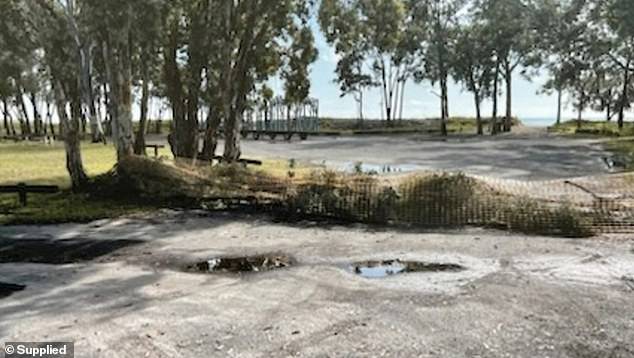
left=243, top=96, right=320, bottom=140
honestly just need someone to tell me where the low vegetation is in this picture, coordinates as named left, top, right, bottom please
left=319, top=117, right=521, bottom=135
left=286, top=170, right=595, bottom=237
left=549, top=120, right=634, bottom=137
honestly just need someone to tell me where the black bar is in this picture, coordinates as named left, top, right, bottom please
left=0, top=183, right=60, bottom=207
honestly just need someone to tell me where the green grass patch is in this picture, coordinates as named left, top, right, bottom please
left=0, top=140, right=312, bottom=225
left=319, top=117, right=520, bottom=135
left=549, top=120, right=634, bottom=137
left=0, top=141, right=164, bottom=225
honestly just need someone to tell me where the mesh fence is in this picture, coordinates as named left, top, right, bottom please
left=217, top=170, right=634, bottom=238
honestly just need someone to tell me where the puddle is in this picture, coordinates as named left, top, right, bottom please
left=0, top=282, right=26, bottom=299
left=321, top=161, right=423, bottom=175
left=348, top=260, right=465, bottom=279
left=187, top=254, right=294, bottom=274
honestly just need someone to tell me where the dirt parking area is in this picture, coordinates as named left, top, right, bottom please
left=1, top=211, right=633, bottom=357
left=232, top=132, right=612, bottom=180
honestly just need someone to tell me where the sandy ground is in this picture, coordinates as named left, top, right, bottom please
left=1, top=211, right=633, bottom=357
left=169, top=130, right=613, bottom=181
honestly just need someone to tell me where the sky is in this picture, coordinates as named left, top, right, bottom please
left=266, top=23, right=611, bottom=124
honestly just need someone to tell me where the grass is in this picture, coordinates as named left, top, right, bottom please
left=0, top=139, right=313, bottom=225
left=319, top=117, right=521, bottom=135
left=549, top=120, right=634, bottom=137
left=0, top=140, right=152, bottom=225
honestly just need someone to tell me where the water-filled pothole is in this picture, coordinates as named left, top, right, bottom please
left=187, top=254, right=294, bottom=274
left=0, top=282, right=26, bottom=299
left=348, top=260, right=465, bottom=279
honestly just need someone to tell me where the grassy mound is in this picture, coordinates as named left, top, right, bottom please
left=285, top=171, right=595, bottom=237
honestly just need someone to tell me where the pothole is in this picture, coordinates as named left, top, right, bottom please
left=0, top=282, right=26, bottom=299
left=186, top=254, right=294, bottom=274
left=348, top=260, right=466, bottom=279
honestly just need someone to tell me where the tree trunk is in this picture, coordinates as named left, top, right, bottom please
left=46, top=101, right=55, bottom=136
left=399, top=79, right=406, bottom=121
left=440, top=74, right=448, bottom=137
left=491, top=60, right=500, bottom=135
left=17, top=87, right=32, bottom=135
left=556, top=87, right=562, bottom=125
left=474, top=91, right=483, bottom=136
left=201, top=108, right=221, bottom=159
left=133, top=76, right=150, bottom=155
left=380, top=63, right=391, bottom=122
left=504, top=60, right=513, bottom=132
left=103, top=39, right=134, bottom=160
left=53, top=82, right=88, bottom=190
left=2, top=97, right=12, bottom=136
left=82, top=49, right=105, bottom=143
left=112, top=68, right=135, bottom=159
left=223, top=107, right=242, bottom=162
left=618, top=60, right=630, bottom=130
left=30, top=93, right=42, bottom=135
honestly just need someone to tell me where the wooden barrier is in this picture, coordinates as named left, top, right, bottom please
left=0, top=183, right=60, bottom=206
left=145, top=144, right=166, bottom=158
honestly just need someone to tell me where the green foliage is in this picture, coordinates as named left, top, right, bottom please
left=396, top=173, right=479, bottom=227
left=500, top=198, right=593, bottom=238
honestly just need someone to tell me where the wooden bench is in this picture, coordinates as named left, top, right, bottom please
left=0, top=183, right=60, bottom=206
left=145, top=144, right=166, bottom=158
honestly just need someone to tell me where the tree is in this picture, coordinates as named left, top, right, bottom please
left=27, top=0, right=89, bottom=189
left=598, top=0, right=634, bottom=129
left=410, top=0, right=466, bottom=136
left=320, top=0, right=414, bottom=124
left=476, top=0, right=538, bottom=132
left=163, top=0, right=213, bottom=159
left=452, top=23, right=495, bottom=135
left=216, top=0, right=316, bottom=162
left=59, top=0, right=106, bottom=143
left=283, top=27, right=318, bottom=112
left=132, top=1, right=163, bottom=155
left=82, top=0, right=162, bottom=160
left=534, top=0, right=589, bottom=125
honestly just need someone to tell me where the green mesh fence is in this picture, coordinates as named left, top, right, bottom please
left=267, top=171, right=634, bottom=238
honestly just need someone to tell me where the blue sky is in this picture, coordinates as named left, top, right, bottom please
left=270, top=26, right=607, bottom=123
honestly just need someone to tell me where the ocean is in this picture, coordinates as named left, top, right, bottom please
left=520, top=117, right=558, bottom=127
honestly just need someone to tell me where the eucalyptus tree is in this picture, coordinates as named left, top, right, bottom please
left=81, top=0, right=163, bottom=160
left=26, top=1, right=90, bottom=189
left=452, top=22, right=495, bottom=135
left=216, top=0, right=317, bottom=162
left=56, top=0, right=106, bottom=143
left=534, top=0, right=589, bottom=125
left=475, top=0, right=539, bottom=132
left=131, top=1, right=163, bottom=155
left=319, top=0, right=372, bottom=125
left=163, top=0, right=214, bottom=159
left=320, top=0, right=415, bottom=124
left=0, top=0, right=37, bottom=136
left=409, top=0, right=466, bottom=136
left=283, top=26, right=319, bottom=118
left=595, top=0, right=634, bottom=129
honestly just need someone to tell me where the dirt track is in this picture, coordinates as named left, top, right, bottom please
left=1, top=211, right=633, bottom=357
